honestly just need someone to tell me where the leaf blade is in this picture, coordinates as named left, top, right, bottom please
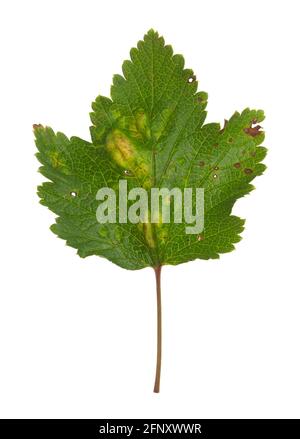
left=35, top=30, right=267, bottom=269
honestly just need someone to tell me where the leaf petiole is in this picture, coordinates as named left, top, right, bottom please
left=153, top=265, right=162, bottom=393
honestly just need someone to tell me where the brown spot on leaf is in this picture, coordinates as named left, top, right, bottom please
left=213, top=143, right=219, bottom=148
left=197, top=234, right=204, bottom=241
left=199, top=161, right=205, bottom=167
left=234, top=162, right=241, bottom=169
left=244, top=168, right=253, bottom=175
left=244, top=121, right=263, bottom=137
left=33, top=124, right=43, bottom=130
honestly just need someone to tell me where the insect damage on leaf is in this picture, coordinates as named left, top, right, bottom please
left=34, top=30, right=267, bottom=392
left=244, top=120, right=263, bottom=137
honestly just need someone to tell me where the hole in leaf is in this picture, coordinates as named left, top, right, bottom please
left=187, top=75, right=196, bottom=83
left=70, top=191, right=77, bottom=197
left=213, top=174, right=218, bottom=179
left=124, top=169, right=132, bottom=176
left=197, top=234, right=204, bottom=241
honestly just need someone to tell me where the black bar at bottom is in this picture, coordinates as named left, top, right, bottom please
left=0, top=419, right=299, bottom=438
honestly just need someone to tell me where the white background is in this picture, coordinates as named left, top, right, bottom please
left=0, top=0, right=299, bottom=419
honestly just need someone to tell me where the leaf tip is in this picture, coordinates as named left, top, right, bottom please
left=33, top=124, right=44, bottom=135
left=146, top=28, right=159, bottom=38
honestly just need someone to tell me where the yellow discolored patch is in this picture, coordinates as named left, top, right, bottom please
left=106, top=128, right=151, bottom=183
left=143, top=222, right=155, bottom=248
left=156, top=225, right=168, bottom=244
left=135, top=111, right=151, bottom=140
left=49, top=151, right=66, bottom=169
left=106, top=129, right=134, bottom=167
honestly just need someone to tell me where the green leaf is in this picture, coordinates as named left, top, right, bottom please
left=35, top=29, right=266, bottom=270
